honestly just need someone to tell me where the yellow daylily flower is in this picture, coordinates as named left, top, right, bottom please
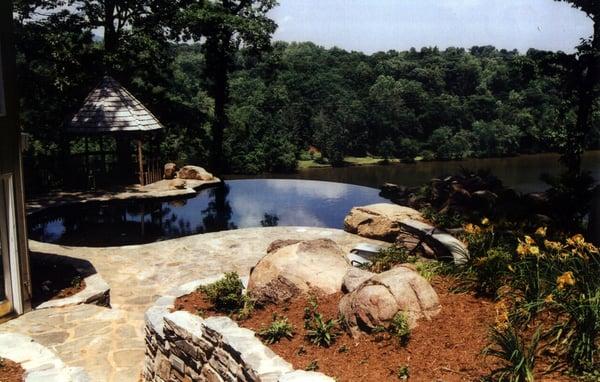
left=516, top=243, right=529, bottom=257
left=535, top=227, right=547, bottom=237
left=544, top=240, right=563, bottom=252
left=524, top=235, right=535, bottom=245
left=557, top=271, right=576, bottom=290
left=464, top=223, right=480, bottom=234
left=567, top=234, right=586, bottom=247
left=544, top=294, right=554, bottom=303
left=529, top=246, right=540, bottom=256
left=481, top=217, right=490, bottom=226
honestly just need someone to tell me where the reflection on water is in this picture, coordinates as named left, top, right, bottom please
left=232, top=151, right=600, bottom=193
left=28, top=179, right=387, bottom=246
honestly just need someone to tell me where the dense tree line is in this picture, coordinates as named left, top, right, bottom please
left=12, top=0, right=600, bottom=181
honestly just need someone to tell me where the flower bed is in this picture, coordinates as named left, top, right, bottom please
left=173, top=275, right=501, bottom=381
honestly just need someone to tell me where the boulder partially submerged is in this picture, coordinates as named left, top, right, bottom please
left=247, top=238, right=351, bottom=305
left=339, top=265, right=441, bottom=336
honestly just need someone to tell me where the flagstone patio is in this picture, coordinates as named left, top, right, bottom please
left=0, top=227, right=382, bottom=382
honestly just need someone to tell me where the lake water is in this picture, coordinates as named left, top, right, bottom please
left=231, top=151, right=600, bottom=193
left=28, top=179, right=387, bottom=246
left=29, top=152, right=600, bottom=246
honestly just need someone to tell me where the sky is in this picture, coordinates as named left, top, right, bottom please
left=269, top=0, right=593, bottom=54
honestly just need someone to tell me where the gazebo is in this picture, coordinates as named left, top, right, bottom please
left=67, top=76, right=164, bottom=187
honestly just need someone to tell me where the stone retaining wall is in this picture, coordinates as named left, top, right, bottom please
left=143, top=276, right=333, bottom=382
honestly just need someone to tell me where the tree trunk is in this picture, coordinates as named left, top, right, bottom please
left=104, top=0, right=117, bottom=73
left=208, top=33, right=231, bottom=174
left=563, top=19, right=600, bottom=173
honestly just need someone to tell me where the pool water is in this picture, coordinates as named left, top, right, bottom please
left=28, top=179, right=388, bottom=246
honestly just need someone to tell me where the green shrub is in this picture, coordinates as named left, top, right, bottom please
left=421, top=206, right=464, bottom=229
left=258, top=316, right=295, bottom=344
left=389, top=312, right=411, bottom=346
left=367, top=245, right=411, bottom=273
left=199, top=272, right=245, bottom=313
left=484, top=324, right=541, bottom=382
left=414, top=260, right=442, bottom=281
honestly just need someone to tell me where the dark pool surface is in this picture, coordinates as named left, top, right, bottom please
left=28, top=179, right=388, bottom=246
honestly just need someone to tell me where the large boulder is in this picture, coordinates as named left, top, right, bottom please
left=339, top=265, right=440, bottom=336
left=344, top=203, right=426, bottom=242
left=248, top=239, right=350, bottom=304
left=164, top=162, right=178, bottom=179
left=177, top=165, right=214, bottom=181
left=344, top=203, right=468, bottom=264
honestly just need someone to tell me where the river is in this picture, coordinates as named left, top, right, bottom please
left=229, top=151, right=600, bottom=193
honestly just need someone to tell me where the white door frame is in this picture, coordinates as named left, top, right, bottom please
left=0, top=173, right=22, bottom=316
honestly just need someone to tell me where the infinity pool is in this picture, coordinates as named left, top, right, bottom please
left=28, top=179, right=388, bottom=246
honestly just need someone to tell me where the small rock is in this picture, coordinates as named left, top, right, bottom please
left=164, top=163, right=178, bottom=179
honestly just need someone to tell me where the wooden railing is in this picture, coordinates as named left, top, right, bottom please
left=143, top=157, right=162, bottom=185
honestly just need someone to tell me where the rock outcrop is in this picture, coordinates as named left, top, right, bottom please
left=247, top=239, right=350, bottom=304
left=177, top=165, right=214, bottom=181
left=345, top=203, right=469, bottom=264
left=344, top=203, right=426, bottom=242
left=339, top=265, right=440, bottom=336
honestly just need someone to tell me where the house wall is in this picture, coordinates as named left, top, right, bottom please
left=0, top=0, right=32, bottom=316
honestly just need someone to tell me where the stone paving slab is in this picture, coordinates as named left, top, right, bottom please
left=26, top=178, right=220, bottom=214
left=1, top=227, right=383, bottom=382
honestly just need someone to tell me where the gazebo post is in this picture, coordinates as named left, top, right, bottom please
left=137, top=138, right=144, bottom=186
left=84, top=135, right=89, bottom=186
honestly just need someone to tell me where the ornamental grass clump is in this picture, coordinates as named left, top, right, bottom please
left=303, top=296, right=339, bottom=347
left=495, top=229, right=600, bottom=375
left=484, top=323, right=541, bottom=382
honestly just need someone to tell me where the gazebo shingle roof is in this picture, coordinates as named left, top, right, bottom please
left=67, top=76, right=164, bottom=134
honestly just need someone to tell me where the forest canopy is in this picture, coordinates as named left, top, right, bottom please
left=12, top=1, right=600, bottom=178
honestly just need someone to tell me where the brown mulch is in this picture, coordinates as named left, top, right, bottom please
left=174, top=276, right=575, bottom=382
left=30, top=255, right=86, bottom=307
left=0, top=358, right=25, bottom=382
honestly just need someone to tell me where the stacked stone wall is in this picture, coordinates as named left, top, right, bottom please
left=143, top=277, right=333, bottom=382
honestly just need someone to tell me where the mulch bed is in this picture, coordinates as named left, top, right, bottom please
left=30, top=254, right=86, bottom=307
left=0, top=358, right=25, bottom=382
left=174, top=276, right=575, bottom=381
